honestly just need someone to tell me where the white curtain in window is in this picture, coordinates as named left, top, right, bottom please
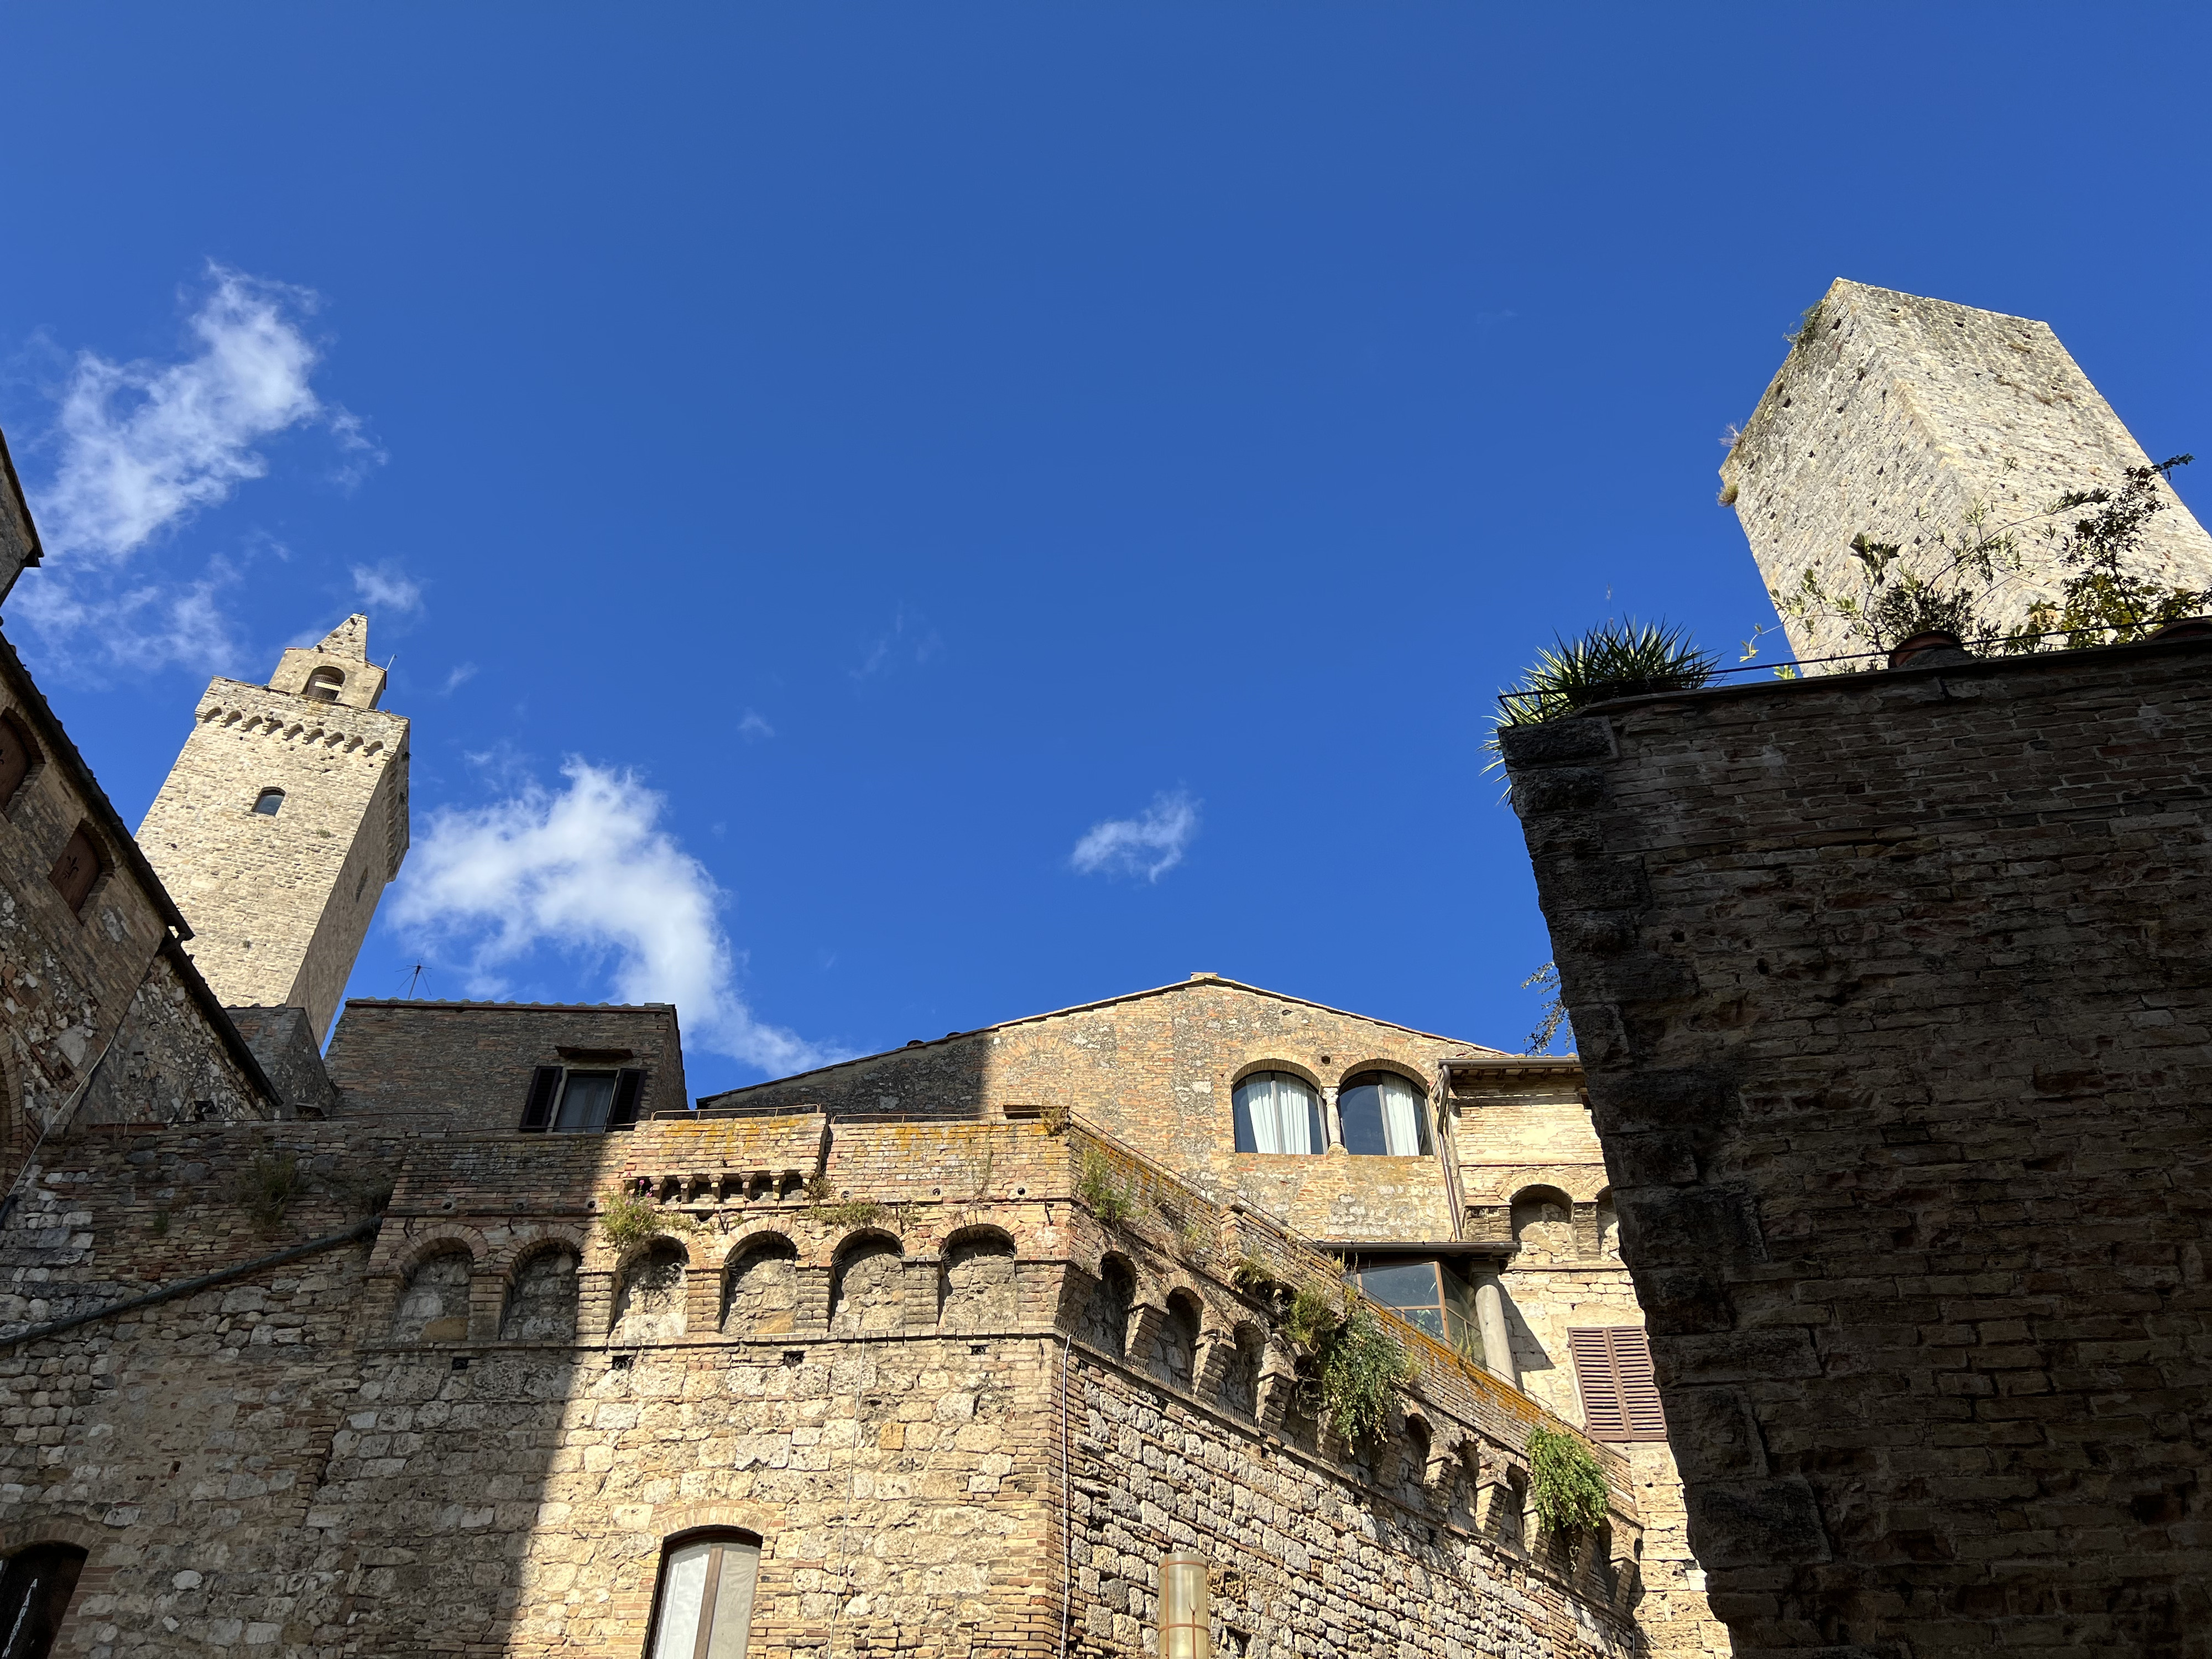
left=651, top=1538, right=758, bottom=1659
left=1379, top=1075, right=1423, bottom=1156
left=1235, top=1073, right=1317, bottom=1154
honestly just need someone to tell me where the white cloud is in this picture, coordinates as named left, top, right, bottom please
left=10, top=263, right=377, bottom=672
left=851, top=605, right=943, bottom=683
left=352, top=562, right=422, bottom=614
left=441, top=662, right=478, bottom=695
left=389, top=759, right=837, bottom=1077
left=1071, top=790, right=1201, bottom=883
left=738, top=709, right=774, bottom=741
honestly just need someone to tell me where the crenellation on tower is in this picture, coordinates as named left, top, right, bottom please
left=138, top=613, right=409, bottom=1042
left=1721, top=277, right=2212, bottom=660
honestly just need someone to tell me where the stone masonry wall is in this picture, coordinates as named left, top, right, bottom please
left=1502, top=635, right=2212, bottom=1657
left=1720, top=279, right=2212, bottom=662
left=705, top=978, right=1485, bottom=1245
left=77, top=948, right=267, bottom=1130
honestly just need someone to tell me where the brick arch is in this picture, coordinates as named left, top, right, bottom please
left=384, top=1223, right=489, bottom=1280
left=1229, top=1056, right=1324, bottom=1094
left=610, top=1233, right=695, bottom=1277
left=940, top=1222, right=1017, bottom=1257
left=487, top=1224, right=587, bottom=1281
left=825, top=1225, right=903, bottom=1266
left=716, top=1224, right=801, bottom=1271
left=1335, top=1058, right=1432, bottom=1093
left=0, top=1515, right=104, bottom=1557
left=645, top=1499, right=781, bottom=1543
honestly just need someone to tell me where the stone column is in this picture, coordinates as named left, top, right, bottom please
left=1322, top=1087, right=1342, bottom=1151
left=1474, top=1273, right=1518, bottom=1389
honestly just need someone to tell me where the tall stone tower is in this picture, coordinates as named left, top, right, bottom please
left=1720, top=278, right=2212, bottom=660
left=139, top=615, right=409, bottom=1042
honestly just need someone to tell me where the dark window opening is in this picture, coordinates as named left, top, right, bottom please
left=46, top=827, right=104, bottom=916
left=646, top=1529, right=760, bottom=1659
left=304, top=667, right=345, bottom=703
left=1339, top=1071, right=1432, bottom=1156
left=253, top=789, right=285, bottom=816
left=1569, top=1326, right=1667, bottom=1442
left=0, top=713, right=40, bottom=813
left=0, top=1542, right=88, bottom=1659
left=520, top=1065, right=645, bottom=1133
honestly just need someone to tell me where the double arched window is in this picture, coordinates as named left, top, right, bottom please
left=1232, top=1071, right=1324, bottom=1155
left=1339, top=1071, right=1431, bottom=1156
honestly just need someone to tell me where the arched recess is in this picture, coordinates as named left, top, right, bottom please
left=499, top=1243, right=580, bottom=1340
left=939, top=1227, right=1016, bottom=1331
left=391, top=1246, right=472, bottom=1341
left=1509, top=1185, right=1578, bottom=1264
left=0, top=1540, right=88, bottom=1659
left=828, top=1233, right=904, bottom=1336
left=722, top=1234, right=800, bottom=1335
left=1152, top=1288, right=1202, bottom=1389
left=1214, top=1320, right=1264, bottom=1418
left=613, top=1239, right=690, bottom=1342
left=1084, top=1254, right=1135, bottom=1356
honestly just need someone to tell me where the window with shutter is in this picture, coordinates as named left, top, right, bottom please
left=47, top=825, right=103, bottom=915
left=519, top=1066, right=562, bottom=1131
left=608, top=1068, right=646, bottom=1129
left=1567, top=1327, right=1667, bottom=1442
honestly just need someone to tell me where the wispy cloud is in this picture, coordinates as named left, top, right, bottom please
left=1071, top=790, right=1201, bottom=883
left=352, top=562, right=422, bottom=615
left=441, top=662, right=478, bottom=695
left=389, top=759, right=838, bottom=1077
left=738, top=709, right=774, bottom=741
left=851, top=605, right=943, bottom=684
left=10, top=263, right=377, bottom=671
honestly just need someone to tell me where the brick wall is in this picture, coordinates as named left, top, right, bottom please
left=326, top=1000, right=689, bottom=1131
left=1502, top=635, right=2212, bottom=1656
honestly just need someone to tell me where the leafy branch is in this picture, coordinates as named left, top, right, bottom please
left=1526, top=1424, right=1610, bottom=1535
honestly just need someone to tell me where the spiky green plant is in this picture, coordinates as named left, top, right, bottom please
left=1498, top=619, right=1718, bottom=726
left=1526, top=1424, right=1610, bottom=1535
left=598, top=1191, right=695, bottom=1249
left=1074, top=1150, right=1136, bottom=1226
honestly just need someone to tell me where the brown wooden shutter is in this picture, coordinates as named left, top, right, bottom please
left=520, top=1066, right=562, bottom=1131
left=1568, top=1326, right=1666, bottom=1442
left=47, top=825, right=102, bottom=914
left=0, top=714, right=36, bottom=811
left=608, top=1068, right=645, bottom=1129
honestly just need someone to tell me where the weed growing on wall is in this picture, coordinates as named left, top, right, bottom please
left=1074, top=1150, right=1136, bottom=1225
left=598, top=1190, right=694, bottom=1249
left=233, top=1152, right=306, bottom=1234
left=816, top=1198, right=888, bottom=1230
left=1775, top=456, right=2203, bottom=657
left=1230, top=1253, right=1275, bottom=1293
left=1496, top=619, right=1718, bottom=726
left=1312, top=1302, right=1416, bottom=1444
left=1283, top=1279, right=1339, bottom=1351
left=1526, top=1424, right=1610, bottom=1535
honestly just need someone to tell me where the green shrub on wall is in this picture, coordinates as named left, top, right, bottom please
left=1526, top=1424, right=1610, bottom=1535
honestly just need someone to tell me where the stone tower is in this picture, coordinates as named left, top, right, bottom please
left=138, top=615, right=409, bottom=1041
left=1720, top=278, right=2212, bottom=661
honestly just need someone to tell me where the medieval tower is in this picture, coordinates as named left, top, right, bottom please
left=1720, top=277, right=2212, bottom=660
left=137, top=614, right=409, bottom=1041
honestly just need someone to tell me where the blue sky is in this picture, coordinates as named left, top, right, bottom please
left=3, top=6, right=2206, bottom=1098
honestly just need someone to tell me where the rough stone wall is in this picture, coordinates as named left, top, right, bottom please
left=1720, top=278, right=2212, bottom=661
left=223, top=1006, right=338, bottom=1116
left=138, top=673, right=408, bottom=1042
left=76, top=949, right=268, bottom=1129
left=326, top=1001, right=688, bottom=1130
left=0, top=1104, right=1652, bottom=1658
left=0, top=428, right=39, bottom=605
left=1501, top=637, right=2212, bottom=1656
left=704, top=978, right=1487, bottom=1244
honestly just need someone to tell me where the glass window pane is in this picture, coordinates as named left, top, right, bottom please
left=555, top=1071, right=618, bottom=1132
left=1354, top=1261, right=1443, bottom=1311
left=1379, top=1075, right=1426, bottom=1155
left=1339, top=1082, right=1387, bottom=1155
left=651, top=1543, right=712, bottom=1659
left=707, top=1543, right=759, bottom=1658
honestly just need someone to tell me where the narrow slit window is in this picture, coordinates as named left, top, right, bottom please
left=648, top=1530, right=760, bottom=1659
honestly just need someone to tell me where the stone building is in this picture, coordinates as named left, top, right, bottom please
left=1721, top=278, right=2212, bottom=661
left=1505, top=284, right=2212, bottom=1656
left=0, top=432, right=1723, bottom=1654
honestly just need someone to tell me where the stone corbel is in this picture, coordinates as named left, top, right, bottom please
left=1255, top=1337, right=1299, bottom=1432
left=1193, top=1331, right=1233, bottom=1399
left=1473, top=1472, right=1526, bottom=1547
left=1124, top=1299, right=1165, bottom=1361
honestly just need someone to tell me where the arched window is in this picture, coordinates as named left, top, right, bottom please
left=1232, top=1071, right=1324, bottom=1154
left=1338, top=1071, right=1431, bottom=1156
left=304, top=666, right=345, bottom=703
left=0, top=712, right=41, bottom=813
left=253, top=787, right=285, bottom=816
left=499, top=1246, right=580, bottom=1340
left=0, top=1542, right=87, bottom=1659
left=646, top=1528, right=761, bottom=1659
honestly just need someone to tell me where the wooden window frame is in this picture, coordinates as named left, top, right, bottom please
left=644, top=1527, right=761, bottom=1659
left=1567, top=1326, right=1667, bottom=1442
